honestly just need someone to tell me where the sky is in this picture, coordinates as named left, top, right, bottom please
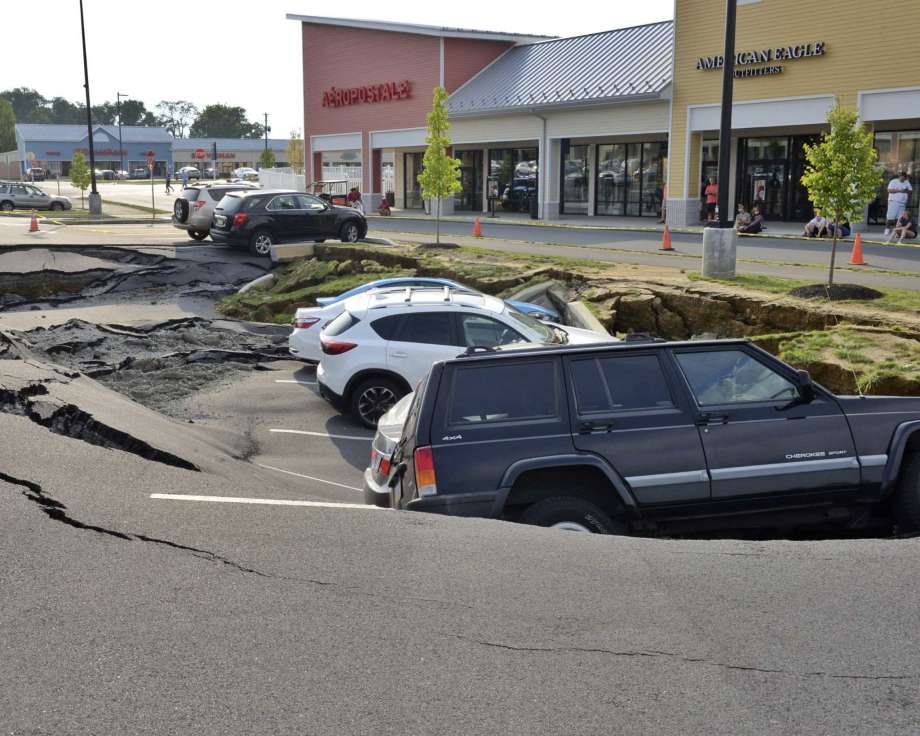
left=6, top=0, right=672, bottom=137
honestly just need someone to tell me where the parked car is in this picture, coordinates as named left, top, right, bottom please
left=290, top=277, right=561, bottom=364
left=114, top=170, right=129, bottom=180
left=365, top=392, right=415, bottom=507
left=232, top=167, right=259, bottom=181
left=176, top=166, right=201, bottom=181
left=172, top=181, right=260, bottom=240
left=26, top=167, right=46, bottom=182
left=210, top=190, right=367, bottom=256
left=130, top=168, right=149, bottom=179
left=380, top=336, right=920, bottom=537
left=316, top=287, right=609, bottom=428
left=95, top=169, right=115, bottom=180
left=0, top=181, right=72, bottom=212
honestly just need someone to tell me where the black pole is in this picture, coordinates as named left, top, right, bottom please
left=263, top=113, right=269, bottom=152
left=716, top=0, right=737, bottom=228
left=79, top=0, right=98, bottom=197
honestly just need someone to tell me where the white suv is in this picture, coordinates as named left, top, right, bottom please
left=316, top=287, right=610, bottom=427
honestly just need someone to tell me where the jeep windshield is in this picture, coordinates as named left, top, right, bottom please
left=505, top=306, right=566, bottom=344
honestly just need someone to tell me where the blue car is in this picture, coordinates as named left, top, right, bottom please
left=315, top=276, right=560, bottom=320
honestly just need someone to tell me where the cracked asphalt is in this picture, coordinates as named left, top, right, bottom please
left=2, top=241, right=920, bottom=734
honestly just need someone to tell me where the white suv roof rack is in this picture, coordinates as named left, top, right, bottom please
left=359, top=285, right=499, bottom=312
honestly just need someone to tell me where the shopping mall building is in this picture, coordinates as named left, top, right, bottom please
left=291, top=1, right=920, bottom=226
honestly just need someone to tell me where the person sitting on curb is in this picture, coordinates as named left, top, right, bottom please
left=738, top=206, right=764, bottom=234
left=804, top=210, right=830, bottom=238
left=377, top=198, right=392, bottom=216
left=827, top=219, right=851, bottom=238
left=888, top=210, right=918, bottom=244
left=734, top=203, right=751, bottom=233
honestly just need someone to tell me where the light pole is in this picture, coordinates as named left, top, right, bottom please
left=701, top=0, right=738, bottom=278
left=116, top=91, right=129, bottom=176
left=263, top=112, right=270, bottom=152
left=79, top=0, right=101, bottom=214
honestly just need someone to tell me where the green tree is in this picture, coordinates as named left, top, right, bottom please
left=259, top=148, right=276, bottom=169
left=155, top=100, right=198, bottom=138
left=50, top=97, right=84, bottom=124
left=116, top=99, right=149, bottom=126
left=70, top=151, right=90, bottom=208
left=801, top=106, right=883, bottom=286
left=417, top=86, right=461, bottom=245
left=286, top=130, right=304, bottom=174
left=0, top=87, right=51, bottom=123
left=0, top=99, right=15, bottom=152
left=189, top=104, right=261, bottom=139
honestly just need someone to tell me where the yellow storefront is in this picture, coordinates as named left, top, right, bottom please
left=667, top=0, right=920, bottom=227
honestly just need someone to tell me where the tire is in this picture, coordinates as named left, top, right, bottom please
left=339, top=221, right=360, bottom=243
left=350, top=376, right=405, bottom=429
left=0, top=201, right=13, bottom=212
left=893, top=452, right=920, bottom=532
left=520, top=496, right=626, bottom=535
left=189, top=230, right=208, bottom=241
left=249, top=229, right=274, bottom=257
left=50, top=202, right=64, bottom=211
left=313, top=239, right=326, bottom=243
left=173, top=198, right=189, bottom=223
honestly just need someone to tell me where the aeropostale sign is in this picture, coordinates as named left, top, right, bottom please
left=322, top=80, right=412, bottom=108
left=697, top=41, right=826, bottom=78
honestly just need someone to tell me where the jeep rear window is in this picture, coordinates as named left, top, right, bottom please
left=181, top=189, right=201, bottom=202
left=324, top=311, right=360, bottom=337
left=570, top=354, right=674, bottom=414
left=448, top=360, right=557, bottom=425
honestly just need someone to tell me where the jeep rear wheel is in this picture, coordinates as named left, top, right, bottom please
left=520, top=496, right=626, bottom=535
left=894, top=452, right=920, bottom=532
left=189, top=230, right=208, bottom=241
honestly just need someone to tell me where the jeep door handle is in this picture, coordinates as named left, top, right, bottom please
left=695, top=413, right=729, bottom=426
left=390, top=351, right=408, bottom=358
left=578, top=420, right=613, bottom=433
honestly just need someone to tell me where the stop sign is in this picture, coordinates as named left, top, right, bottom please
left=194, top=148, right=206, bottom=160
left=146, top=153, right=155, bottom=167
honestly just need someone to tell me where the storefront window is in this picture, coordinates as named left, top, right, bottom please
left=872, top=131, right=920, bottom=222
left=596, top=141, right=666, bottom=217
left=454, top=150, right=483, bottom=211
left=488, top=148, right=538, bottom=213
left=561, top=144, right=589, bottom=215
left=404, top=152, right=424, bottom=209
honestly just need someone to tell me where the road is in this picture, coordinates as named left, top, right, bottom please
left=2, top=233, right=920, bottom=734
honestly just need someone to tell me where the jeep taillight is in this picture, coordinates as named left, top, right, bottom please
left=232, top=212, right=248, bottom=227
left=194, top=200, right=206, bottom=209
left=414, top=446, right=437, bottom=497
left=293, top=316, right=321, bottom=330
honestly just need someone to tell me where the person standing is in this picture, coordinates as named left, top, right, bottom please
left=885, top=171, right=913, bottom=236
left=704, top=177, right=718, bottom=223
left=180, top=169, right=189, bottom=189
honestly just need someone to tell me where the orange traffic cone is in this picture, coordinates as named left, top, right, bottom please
left=848, top=232, right=865, bottom=265
left=659, top=224, right=673, bottom=251
left=472, top=217, right=482, bottom=238
left=28, top=210, right=39, bottom=233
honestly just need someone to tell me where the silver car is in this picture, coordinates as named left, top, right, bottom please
left=172, top=181, right=259, bottom=240
left=0, top=182, right=72, bottom=212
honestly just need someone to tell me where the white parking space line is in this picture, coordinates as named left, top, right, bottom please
left=275, top=379, right=317, bottom=386
left=256, top=462, right=363, bottom=491
left=150, top=493, right=378, bottom=510
left=270, top=429, right=373, bottom=442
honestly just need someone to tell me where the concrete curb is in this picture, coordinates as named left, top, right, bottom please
left=237, top=273, right=276, bottom=294
left=566, top=301, right=611, bottom=335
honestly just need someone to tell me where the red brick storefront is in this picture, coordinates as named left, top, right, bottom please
left=291, top=16, right=536, bottom=203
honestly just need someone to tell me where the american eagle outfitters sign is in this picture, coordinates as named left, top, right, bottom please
left=322, top=80, right=411, bottom=108
left=697, top=42, right=826, bottom=78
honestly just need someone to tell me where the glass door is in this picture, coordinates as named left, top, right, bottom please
left=454, top=150, right=483, bottom=211
left=739, top=137, right=789, bottom=220
left=596, top=143, right=626, bottom=216
left=403, top=152, right=424, bottom=209
left=561, top=144, right=589, bottom=215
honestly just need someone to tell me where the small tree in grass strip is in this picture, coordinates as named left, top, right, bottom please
left=418, top=86, right=461, bottom=245
left=801, top=106, right=882, bottom=286
left=70, top=151, right=90, bottom=209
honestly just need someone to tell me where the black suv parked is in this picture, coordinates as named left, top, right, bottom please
left=385, top=338, right=920, bottom=536
left=209, top=189, right=367, bottom=256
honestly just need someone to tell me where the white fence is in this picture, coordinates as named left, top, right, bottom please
left=258, top=168, right=306, bottom=191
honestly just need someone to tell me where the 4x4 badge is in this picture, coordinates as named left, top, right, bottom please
left=442, top=434, right=463, bottom=442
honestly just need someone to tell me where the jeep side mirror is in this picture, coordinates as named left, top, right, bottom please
left=796, top=369, right=815, bottom=401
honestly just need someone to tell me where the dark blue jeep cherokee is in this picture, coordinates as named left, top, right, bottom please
left=383, top=338, right=920, bottom=535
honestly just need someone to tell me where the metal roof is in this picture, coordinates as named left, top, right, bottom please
left=285, top=13, right=551, bottom=43
left=447, top=21, right=674, bottom=116
left=15, top=124, right=172, bottom=143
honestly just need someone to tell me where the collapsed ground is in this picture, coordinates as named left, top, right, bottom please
left=220, top=241, right=920, bottom=396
